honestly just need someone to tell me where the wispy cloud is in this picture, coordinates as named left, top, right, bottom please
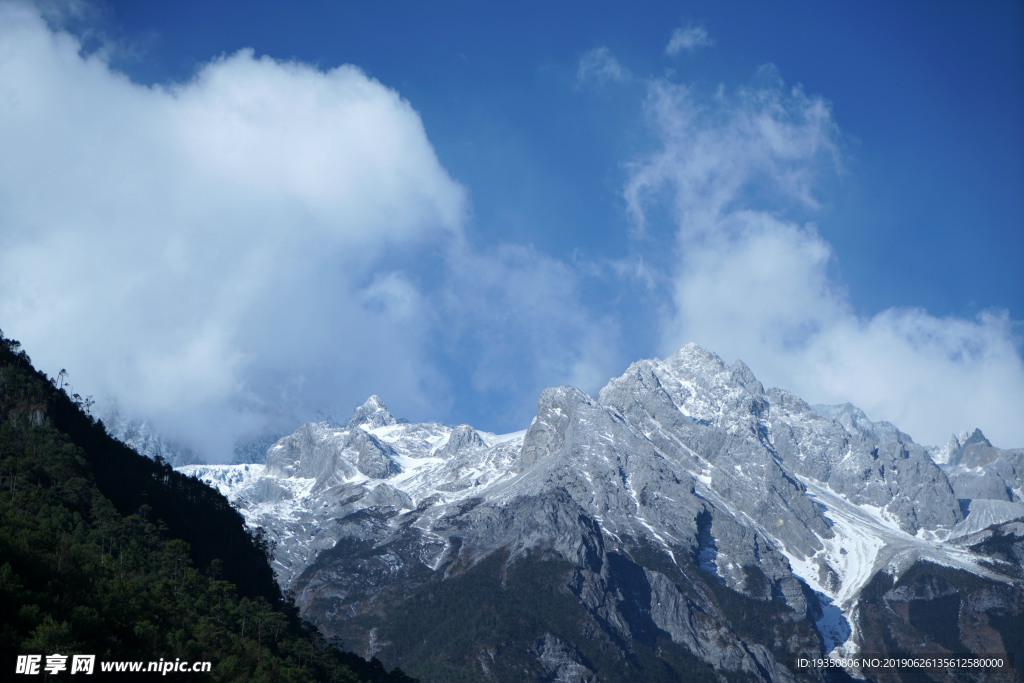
left=439, top=242, right=622, bottom=425
left=626, top=65, right=1024, bottom=446
left=665, top=22, right=714, bottom=56
left=576, top=46, right=630, bottom=86
left=626, top=68, right=839, bottom=237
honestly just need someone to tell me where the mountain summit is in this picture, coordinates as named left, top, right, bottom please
left=182, top=344, right=1024, bottom=682
left=347, top=394, right=398, bottom=430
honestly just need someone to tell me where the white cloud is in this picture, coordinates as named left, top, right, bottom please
left=628, top=65, right=1024, bottom=447
left=0, top=2, right=626, bottom=455
left=0, top=3, right=465, bottom=459
left=576, top=46, right=630, bottom=86
left=665, top=23, right=713, bottom=56
left=800, top=309, right=1024, bottom=446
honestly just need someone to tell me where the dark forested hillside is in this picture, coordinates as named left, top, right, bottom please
left=0, top=331, right=411, bottom=681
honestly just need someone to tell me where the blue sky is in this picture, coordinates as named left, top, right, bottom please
left=1, top=0, right=1022, bottom=457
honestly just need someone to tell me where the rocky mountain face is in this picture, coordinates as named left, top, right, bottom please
left=180, top=345, right=1024, bottom=682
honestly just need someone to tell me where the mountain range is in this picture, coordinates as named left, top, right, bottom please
left=180, top=343, right=1024, bottom=682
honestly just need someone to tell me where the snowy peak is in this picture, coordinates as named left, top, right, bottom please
left=666, top=341, right=727, bottom=376
left=939, top=427, right=1024, bottom=514
left=962, top=427, right=992, bottom=447
left=601, top=345, right=962, bottom=535
left=812, top=403, right=872, bottom=436
left=263, top=420, right=401, bottom=486
left=945, top=427, right=994, bottom=465
left=435, top=423, right=486, bottom=460
left=933, top=428, right=998, bottom=466
left=811, top=403, right=903, bottom=448
left=346, top=394, right=397, bottom=430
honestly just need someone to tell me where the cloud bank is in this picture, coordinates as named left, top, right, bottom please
left=625, top=66, right=1024, bottom=447
left=0, top=3, right=620, bottom=458
left=0, top=3, right=463, bottom=456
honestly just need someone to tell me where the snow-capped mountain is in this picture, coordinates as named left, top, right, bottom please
left=183, top=402, right=526, bottom=586
left=180, top=344, right=1024, bottom=682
